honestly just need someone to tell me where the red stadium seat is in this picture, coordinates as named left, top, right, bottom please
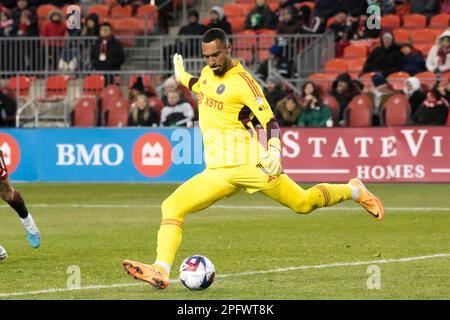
left=346, top=95, right=373, bottom=127
left=343, top=45, right=367, bottom=59
left=308, top=73, right=338, bottom=92
left=359, top=72, right=378, bottom=89
left=228, top=17, right=246, bottom=33
left=100, top=84, right=123, bottom=112
left=410, top=30, right=438, bottom=44
left=324, top=59, right=348, bottom=73
left=87, top=4, right=109, bottom=19
left=267, top=2, right=278, bottom=12
left=136, top=4, right=158, bottom=18
left=322, top=95, right=339, bottom=125
left=223, top=3, right=243, bottom=18
left=45, top=75, right=69, bottom=99
left=415, top=44, right=433, bottom=57
left=381, top=15, right=401, bottom=29
left=346, top=58, right=365, bottom=75
left=37, top=4, right=57, bottom=24
left=104, top=97, right=129, bottom=127
left=233, top=30, right=256, bottom=64
left=114, top=17, right=141, bottom=34
left=6, top=76, right=31, bottom=98
left=128, top=75, right=152, bottom=89
left=415, top=71, right=436, bottom=89
left=387, top=72, right=410, bottom=90
left=393, top=28, right=411, bottom=43
left=402, top=14, right=426, bottom=29
left=382, top=94, right=410, bottom=126
left=110, top=5, right=132, bottom=18
left=72, top=98, right=97, bottom=127
left=104, top=0, right=118, bottom=7
left=83, top=75, right=105, bottom=97
left=430, top=14, right=450, bottom=29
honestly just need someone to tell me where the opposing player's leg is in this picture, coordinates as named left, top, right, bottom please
left=261, top=174, right=383, bottom=219
left=123, top=169, right=238, bottom=289
left=0, top=151, right=40, bottom=248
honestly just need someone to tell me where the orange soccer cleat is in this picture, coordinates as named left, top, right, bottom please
left=349, top=178, right=384, bottom=220
left=122, top=259, right=169, bottom=289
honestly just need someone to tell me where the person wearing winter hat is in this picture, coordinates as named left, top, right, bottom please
left=363, top=31, right=403, bottom=77
left=256, top=44, right=292, bottom=80
left=411, top=89, right=449, bottom=125
left=264, top=75, right=287, bottom=111
left=403, top=77, right=426, bottom=115
left=426, top=31, right=450, bottom=73
left=205, top=5, right=232, bottom=35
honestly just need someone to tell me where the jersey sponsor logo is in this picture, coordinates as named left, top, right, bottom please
left=132, top=133, right=172, bottom=177
left=0, top=133, right=20, bottom=175
left=202, top=95, right=224, bottom=110
left=216, top=84, right=225, bottom=95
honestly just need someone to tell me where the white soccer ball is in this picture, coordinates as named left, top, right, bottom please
left=0, top=245, right=7, bottom=261
left=179, top=255, right=216, bottom=290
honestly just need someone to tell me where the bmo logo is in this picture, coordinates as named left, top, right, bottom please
left=56, top=144, right=124, bottom=166
left=133, top=133, right=172, bottom=177
left=0, top=133, right=21, bottom=174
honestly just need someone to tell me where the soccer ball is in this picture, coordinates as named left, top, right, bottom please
left=179, top=255, right=216, bottom=290
left=0, top=245, right=7, bottom=261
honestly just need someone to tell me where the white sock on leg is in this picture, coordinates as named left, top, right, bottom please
left=21, top=213, right=39, bottom=234
left=349, top=185, right=360, bottom=201
left=155, top=261, right=171, bottom=274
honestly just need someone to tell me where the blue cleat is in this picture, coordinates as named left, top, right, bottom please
left=26, top=230, right=41, bottom=249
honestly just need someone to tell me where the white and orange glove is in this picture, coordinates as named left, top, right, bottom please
left=173, top=53, right=191, bottom=86
left=259, top=138, right=282, bottom=176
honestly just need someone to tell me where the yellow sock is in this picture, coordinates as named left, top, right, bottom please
left=155, top=219, right=184, bottom=269
left=312, top=183, right=353, bottom=207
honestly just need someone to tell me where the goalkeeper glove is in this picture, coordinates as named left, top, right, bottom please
left=258, top=138, right=282, bottom=177
left=173, top=53, right=191, bottom=86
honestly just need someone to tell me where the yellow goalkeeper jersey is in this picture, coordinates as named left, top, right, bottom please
left=186, top=60, right=275, bottom=168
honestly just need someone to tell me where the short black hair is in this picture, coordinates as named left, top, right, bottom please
left=202, top=28, right=227, bottom=44
left=100, top=22, right=112, bottom=29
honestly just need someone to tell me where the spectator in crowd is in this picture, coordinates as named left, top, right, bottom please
left=128, top=94, right=159, bottom=127
left=245, top=0, right=275, bottom=31
left=40, top=9, right=67, bottom=70
left=206, top=6, right=232, bottom=35
left=272, top=0, right=298, bottom=29
left=176, top=10, right=206, bottom=57
left=0, top=88, right=16, bottom=127
left=275, top=95, right=302, bottom=127
left=276, top=6, right=300, bottom=35
left=403, top=77, right=426, bottom=116
left=401, top=43, right=426, bottom=76
left=426, top=32, right=450, bottom=74
left=314, top=0, right=340, bottom=23
left=160, top=90, right=195, bottom=127
left=256, top=44, right=292, bottom=80
left=90, top=23, right=125, bottom=85
left=365, top=74, right=395, bottom=124
left=129, top=76, right=157, bottom=102
left=0, top=6, right=15, bottom=37
left=338, top=0, right=368, bottom=17
left=11, top=1, right=38, bottom=36
left=298, top=5, right=321, bottom=34
left=264, top=75, right=287, bottom=111
left=348, top=14, right=380, bottom=40
left=329, top=11, right=352, bottom=43
left=411, top=89, right=449, bottom=125
left=297, top=82, right=332, bottom=128
left=363, top=31, right=402, bottom=77
left=82, top=13, right=100, bottom=37
left=331, top=73, right=361, bottom=123
left=410, top=0, right=441, bottom=18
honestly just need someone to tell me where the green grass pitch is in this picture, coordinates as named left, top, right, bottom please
left=0, top=183, right=449, bottom=300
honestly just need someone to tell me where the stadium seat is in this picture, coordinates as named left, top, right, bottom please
left=307, top=73, right=338, bottom=92
left=87, top=4, right=110, bottom=19
left=415, top=71, right=436, bottom=89
left=45, top=75, right=69, bottom=99
left=267, top=2, right=278, bottom=12
left=233, top=30, right=256, bottom=64
left=382, top=93, right=410, bottom=126
left=256, top=29, right=276, bottom=62
left=346, top=95, right=373, bottom=127
left=415, top=44, right=433, bottom=57
left=387, top=71, right=410, bottom=90
left=359, top=72, right=378, bottom=89
left=100, top=84, right=123, bottom=112
left=326, top=16, right=337, bottom=27
left=82, top=75, right=105, bottom=97
left=343, top=45, right=367, bottom=59
left=324, top=59, right=348, bottom=73
left=6, top=76, right=31, bottom=98
left=393, top=28, right=410, bottom=43
left=128, top=75, right=152, bottom=89
left=104, top=0, right=118, bottom=7
left=381, top=15, right=401, bottom=29
left=104, top=97, right=129, bottom=127
left=114, top=18, right=141, bottom=34
left=72, top=98, right=98, bottom=127
left=37, top=4, right=57, bottom=25
left=410, top=30, right=438, bottom=44
left=223, top=3, right=243, bottom=18
left=402, top=14, right=426, bottom=29
left=136, top=4, right=158, bottom=18
left=110, top=5, right=132, bottom=18
left=322, top=95, right=339, bottom=125
left=346, top=58, right=366, bottom=75
left=148, top=96, right=164, bottom=122
left=228, top=17, right=246, bottom=33
left=429, top=14, right=450, bottom=29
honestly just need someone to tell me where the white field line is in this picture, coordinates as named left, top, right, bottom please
left=1, top=203, right=449, bottom=211
left=0, top=253, right=449, bottom=298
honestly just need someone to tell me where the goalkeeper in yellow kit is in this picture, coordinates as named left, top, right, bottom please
left=122, top=28, right=384, bottom=289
